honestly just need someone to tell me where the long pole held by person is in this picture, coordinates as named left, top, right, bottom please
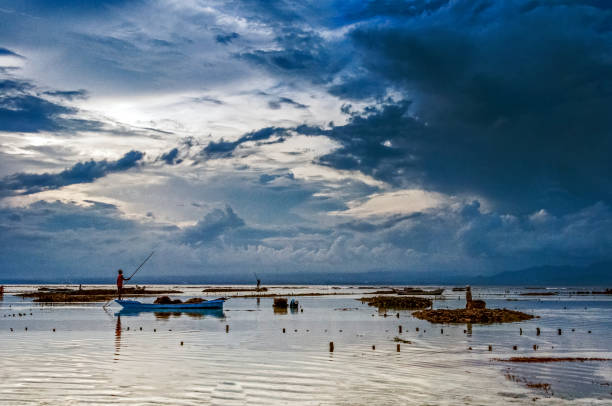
left=129, top=251, right=155, bottom=280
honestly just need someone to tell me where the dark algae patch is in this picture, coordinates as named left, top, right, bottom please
left=360, top=296, right=432, bottom=310
left=17, top=287, right=181, bottom=302
left=496, top=357, right=612, bottom=363
left=413, top=308, right=535, bottom=323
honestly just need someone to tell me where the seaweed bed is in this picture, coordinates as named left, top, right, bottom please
left=235, top=292, right=356, bottom=298
left=360, top=296, right=433, bottom=310
left=412, top=308, right=535, bottom=323
left=496, top=357, right=611, bottom=363
left=17, top=287, right=182, bottom=302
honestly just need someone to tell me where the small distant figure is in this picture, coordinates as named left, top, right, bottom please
left=0, top=285, right=4, bottom=295
left=78, top=284, right=82, bottom=291
left=256, top=278, right=261, bottom=291
left=116, top=269, right=131, bottom=300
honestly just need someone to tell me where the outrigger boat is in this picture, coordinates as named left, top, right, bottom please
left=394, top=287, right=445, bottom=295
left=115, top=298, right=226, bottom=310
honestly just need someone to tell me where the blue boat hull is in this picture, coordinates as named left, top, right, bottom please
left=115, top=298, right=225, bottom=310
left=116, top=308, right=225, bottom=319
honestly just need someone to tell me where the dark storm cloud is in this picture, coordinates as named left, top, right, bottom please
left=202, top=127, right=289, bottom=158
left=331, top=1, right=612, bottom=214
left=158, top=148, right=182, bottom=165
left=182, top=206, right=245, bottom=245
left=343, top=0, right=452, bottom=22
left=0, top=47, right=23, bottom=57
left=0, top=78, right=102, bottom=133
left=43, top=89, right=88, bottom=100
left=267, top=96, right=308, bottom=110
left=240, top=28, right=348, bottom=84
left=0, top=79, right=32, bottom=92
left=226, top=0, right=612, bottom=215
left=327, top=76, right=390, bottom=101
left=215, top=32, right=240, bottom=44
left=0, top=94, right=74, bottom=133
left=0, top=150, right=144, bottom=196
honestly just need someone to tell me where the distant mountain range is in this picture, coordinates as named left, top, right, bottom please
left=466, top=261, right=612, bottom=286
left=2, top=262, right=611, bottom=286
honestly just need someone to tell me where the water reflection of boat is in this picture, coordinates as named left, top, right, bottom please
left=116, top=307, right=225, bottom=319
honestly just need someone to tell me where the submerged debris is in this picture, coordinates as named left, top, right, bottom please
left=413, top=308, right=535, bottom=324
left=393, top=337, right=412, bottom=344
left=360, top=296, right=432, bottom=310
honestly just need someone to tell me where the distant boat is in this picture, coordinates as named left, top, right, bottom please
left=395, top=287, right=444, bottom=295
left=115, top=298, right=225, bottom=310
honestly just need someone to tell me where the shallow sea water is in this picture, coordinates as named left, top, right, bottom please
left=0, top=285, right=611, bottom=405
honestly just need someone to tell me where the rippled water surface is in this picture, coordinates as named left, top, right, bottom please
left=1, top=285, right=611, bottom=405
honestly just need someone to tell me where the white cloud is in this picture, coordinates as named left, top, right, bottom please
left=333, top=189, right=448, bottom=217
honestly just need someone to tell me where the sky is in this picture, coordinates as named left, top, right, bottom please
left=1, top=0, right=611, bottom=282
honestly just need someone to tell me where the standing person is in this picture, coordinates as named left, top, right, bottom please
left=116, top=269, right=130, bottom=300
left=465, top=286, right=472, bottom=309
